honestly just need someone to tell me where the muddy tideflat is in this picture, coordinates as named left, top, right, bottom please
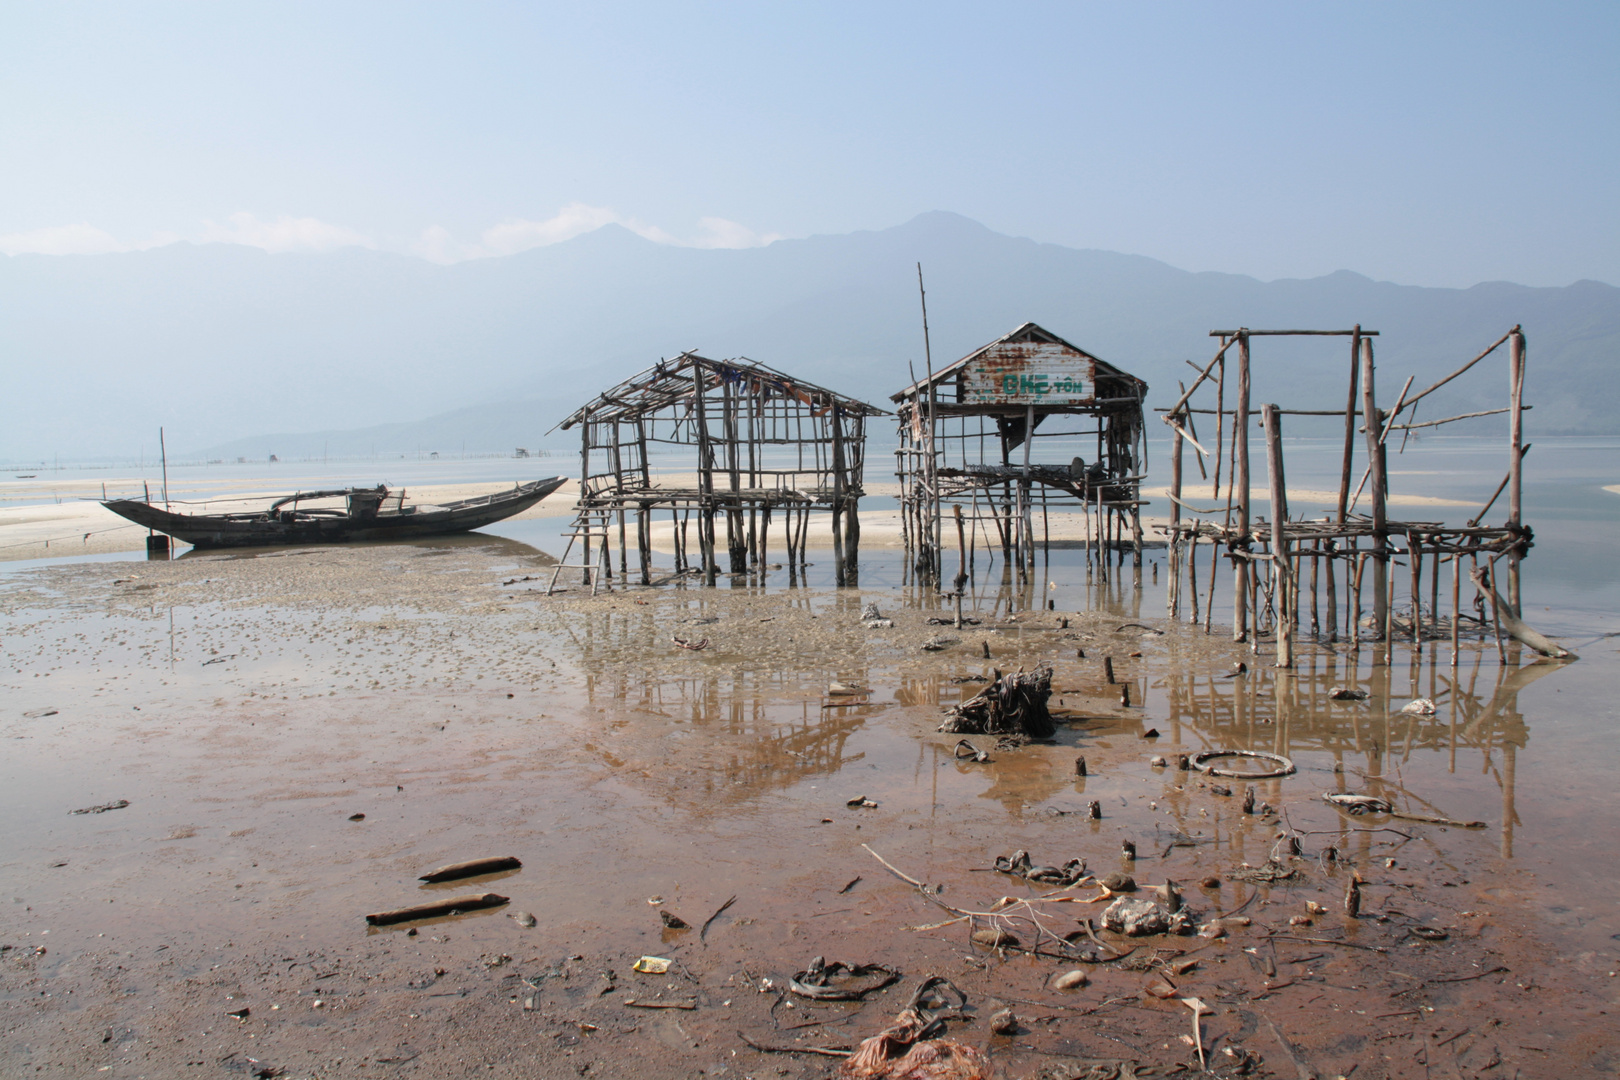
left=2, top=537, right=1618, bottom=1079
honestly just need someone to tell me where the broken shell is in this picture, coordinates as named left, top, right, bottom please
left=514, top=911, right=538, bottom=928
left=988, top=1008, right=1018, bottom=1035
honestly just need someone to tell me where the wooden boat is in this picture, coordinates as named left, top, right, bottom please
left=102, top=477, right=567, bottom=550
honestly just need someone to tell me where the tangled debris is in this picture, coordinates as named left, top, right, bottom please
left=837, top=977, right=986, bottom=1080
left=790, top=957, right=903, bottom=1001
left=938, top=665, right=1055, bottom=738
left=993, top=850, right=1088, bottom=886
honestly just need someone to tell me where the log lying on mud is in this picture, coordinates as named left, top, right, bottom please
left=938, top=665, right=1056, bottom=738
left=1469, top=568, right=1577, bottom=659
left=366, top=893, right=510, bottom=926
left=419, top=856, right=523, bottom=883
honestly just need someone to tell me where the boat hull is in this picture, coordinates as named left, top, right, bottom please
left=103, top=477, right=567, bottom=550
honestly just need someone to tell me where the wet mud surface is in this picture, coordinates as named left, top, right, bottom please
left=3, top=538, right=1619, bottom=1079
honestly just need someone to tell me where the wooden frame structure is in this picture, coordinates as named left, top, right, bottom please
left=552, top=352, right=886, bottom=590
left=1160, top=326, right=1541, bottom=668
left=892, top=322, right=1149, bottom=586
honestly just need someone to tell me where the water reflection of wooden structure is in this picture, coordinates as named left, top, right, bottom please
left=553, top=353, right=886, bottom=590
left=580, top=668, right=873, bottom=796
left=1160, top=327, right=1534, bottom=667
left=1159, top=647, right=1554, bottom=859
left=893, top=323, right=1149, bottom=586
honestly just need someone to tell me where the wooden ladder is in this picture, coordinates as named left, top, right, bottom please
left=547, top=507, right=615, bottom=596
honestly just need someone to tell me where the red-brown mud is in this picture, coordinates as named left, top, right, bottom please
left=2, top=540, right=1618, bottom=1079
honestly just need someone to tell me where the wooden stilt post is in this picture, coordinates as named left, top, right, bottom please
left=831, top=405, right=848, bottom=587
left=1508, top=327, right=1525, bottom=614
left=1263, top=404, right=1292, bottom=668
left=1169, top=420, right=1183, bottom=617
left=1409, top=532, right=1423, bottom=645
left=1188, top=522, right=1200, bottom=625
left=580, top=421, right=593, bottom=581
left=1360, top=337, right=1388, bottom=640
left=694, top=365, right=716, bottom=586
left=847, top=415, right=862, bottom=583
left=1234, top=331, right=1252, bottom=644
left=1450, top=550, right=1461, bottom=667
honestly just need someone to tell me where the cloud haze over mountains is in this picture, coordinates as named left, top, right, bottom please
left=3, top=212, right=1616, bottom=463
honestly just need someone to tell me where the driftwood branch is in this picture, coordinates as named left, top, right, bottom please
left=1469, top=568, right=1576, bottom=659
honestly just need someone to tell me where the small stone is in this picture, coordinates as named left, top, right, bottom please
left=1051, top=970, right=1089, bottom=991
left=348, top=813, right=365, bottom=821
left=988, top=1008, right=1018, bottom=1035
left=1289, top=915, right=1312, bottom=927
left=312, top=999, right=324, bottom=1009
left=1100, top=872, right=1136, bottom=892
left=514, top=911, right=537, bottom=928
left=1200, top=876, right=1222, bottom=889
left=1149, top=756, right=1167, bottom=768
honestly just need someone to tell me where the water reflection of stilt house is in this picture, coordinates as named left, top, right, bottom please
left=893, top=322, right=1149, bottom=584
left=553, top=352, right=887, bottom=590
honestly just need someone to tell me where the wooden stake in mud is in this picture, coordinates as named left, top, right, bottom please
left=1168, top=420, right=1184, bottom=618
left=694, top=367, right=716, bottom=585
left=1263, top=405, right=1292, bottom=668
left=1507, top=328, right=1526, bottom=614
left=1359, top=337, right=1388, bottom=640
left=831, top=404, right=848, bottom=586
left=953, top=504, right=967, bottom=629
left=1450, top=550, right=1462, bottom=668
left=1233, top=332, right=1252, bottom=644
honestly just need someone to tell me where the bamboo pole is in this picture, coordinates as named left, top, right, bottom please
left=1263, top=404, right=1292, bottom=668
left=1450, top=551, right=1461, bottom=668
left=1233, top=332, right=1251, bottom=644
left=1169, top=420, right=1184, bottom=618
left=1507, top=329, right=1525, bottom=613
left=1359, top=337, right=1388, bottom=640
left=694, top=366, right=716, bottom=585
left=831, top=406, right=847, bottom=586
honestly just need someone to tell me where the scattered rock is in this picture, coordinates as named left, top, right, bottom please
left=514, top=911, right=537, bottom=928
left=1103, top=897, right=1168, bottom=936
left=659, top=910, right=689, bottom=929
left=1401, top=698, right=1437, bottom=715
left=988, top=1008, right=1018, bottom=1035
left=1328, top=687, right=1368, bottom=701
left=1051, top=970, right=1089, bottom=991
left=1099, top=872, right=1136, bottom=893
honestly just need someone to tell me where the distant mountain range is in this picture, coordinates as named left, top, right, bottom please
left=3, top=211, right=1616, bottom=462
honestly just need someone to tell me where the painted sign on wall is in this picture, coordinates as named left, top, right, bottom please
left=960, top=341, right=1095, bottom=405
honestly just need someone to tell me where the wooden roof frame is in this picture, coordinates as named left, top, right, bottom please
left=890, top=321, right=1147, bottom=406
left=556, top=351, right=889, bottom=432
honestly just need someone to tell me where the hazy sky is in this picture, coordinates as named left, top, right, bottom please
left=3, top=2, right=1616, bottom=286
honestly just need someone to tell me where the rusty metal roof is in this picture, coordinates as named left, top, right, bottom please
left=555, top=351, right=888, bottom=431
left=890, top=321, right=1147, bottom=404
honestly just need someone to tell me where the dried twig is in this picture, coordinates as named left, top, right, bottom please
left=737, top=1031, right=852, bottom=1057
left=700, top=895, right=737, bottom=944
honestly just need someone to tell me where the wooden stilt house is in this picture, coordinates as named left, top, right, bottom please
left=553, top=351, right=887, bottom=590
left=893, top=322, right=1150, bottom=584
